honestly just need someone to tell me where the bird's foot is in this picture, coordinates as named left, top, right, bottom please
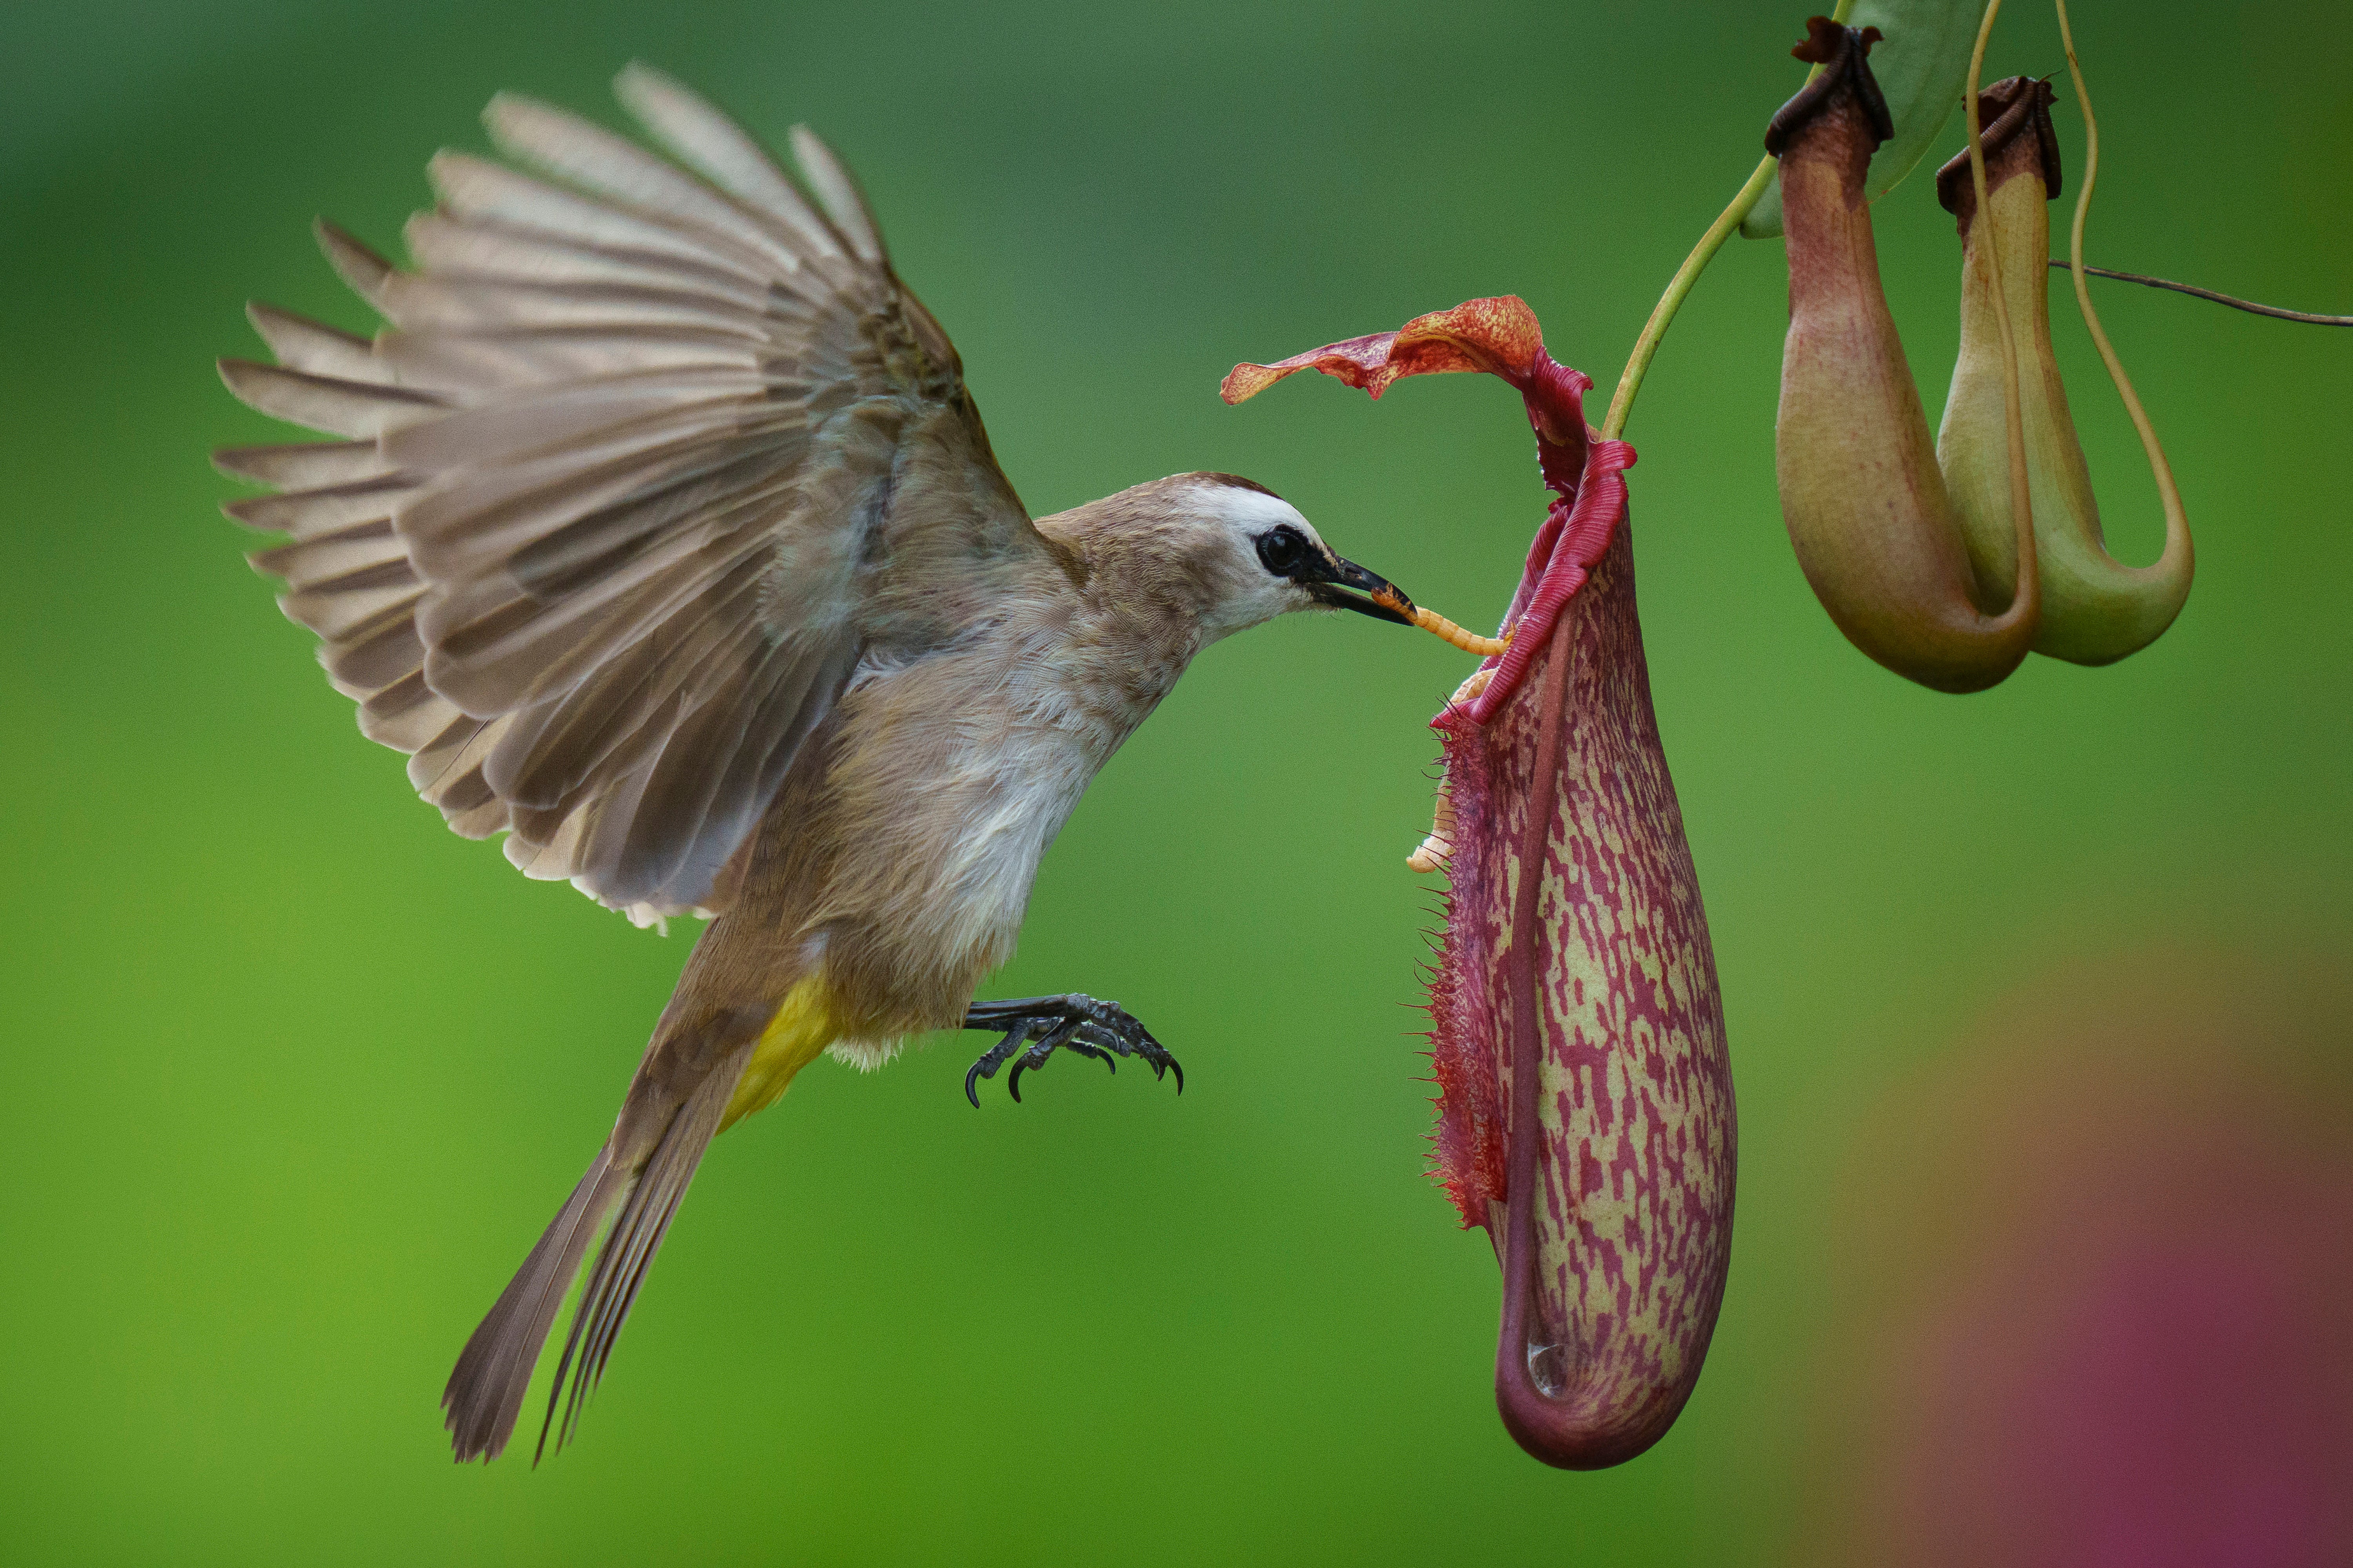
left=960, top=994, right=1184, bottom=1106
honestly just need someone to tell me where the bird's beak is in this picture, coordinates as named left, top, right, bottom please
left=1299, top=554, right=1418, bottom=627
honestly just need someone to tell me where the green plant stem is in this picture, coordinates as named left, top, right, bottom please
left=1599, top=0, right=1852, bottom=442
left=1599, top=155, right=1776, bottom=442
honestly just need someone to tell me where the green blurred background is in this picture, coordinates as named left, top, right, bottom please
left=4, top=0, right=2348, bottom=1561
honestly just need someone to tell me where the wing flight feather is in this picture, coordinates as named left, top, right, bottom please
left=217, top=66, right=1043, bottom=925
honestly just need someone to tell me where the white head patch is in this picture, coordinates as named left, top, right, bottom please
left=1177, top=479, right=1331, bottom=638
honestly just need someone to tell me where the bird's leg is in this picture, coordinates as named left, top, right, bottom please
left=960, top=994, right=1184, bottom=1106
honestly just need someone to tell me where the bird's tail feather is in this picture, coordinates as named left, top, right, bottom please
left=442, top=1148, right=632, bottom=1462
left=537, top=1049, right=748, bottom=1459
left=442, top=1042, right=753, bottom=1463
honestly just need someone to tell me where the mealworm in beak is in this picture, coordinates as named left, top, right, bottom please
left=1414, top=607, right=1511, bottom=659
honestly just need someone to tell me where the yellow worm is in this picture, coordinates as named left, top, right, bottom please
left=1407, top=788, right=1457, bottom=873
left=1447, top=666, right=1495, bottom=707
left=1414, top=607, right=1511, bottom=659
left=1406, top=664, right=1501, bottom=872
left=1400, top=615, right=1502, bottom=872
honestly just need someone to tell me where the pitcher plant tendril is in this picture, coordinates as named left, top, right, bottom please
left=1601, top=0, right=1857, bottom=442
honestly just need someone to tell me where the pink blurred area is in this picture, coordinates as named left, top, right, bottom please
left=1805, top=949, right=2353, bottom=1566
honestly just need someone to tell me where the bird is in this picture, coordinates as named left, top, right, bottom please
left=214, top=64, right=1451, bottom=1463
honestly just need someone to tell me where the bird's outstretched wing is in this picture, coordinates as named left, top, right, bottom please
left=217, top=65, right=1050, bottom=925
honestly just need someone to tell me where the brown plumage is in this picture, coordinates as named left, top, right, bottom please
left=216, top=65, right=1433, bottom=1462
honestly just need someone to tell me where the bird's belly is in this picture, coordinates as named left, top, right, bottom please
left=810, top=713, right=1119, bottom=1037
left=913, top=731, right=1103, bottom=965
left=712, top=719, right=1106, bottom=1126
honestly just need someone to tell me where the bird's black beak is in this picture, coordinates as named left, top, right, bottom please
left=1298, top=554, right=1418, bottom=627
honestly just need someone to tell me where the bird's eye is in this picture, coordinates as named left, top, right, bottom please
left=1255, top=525, right=1308, bottom=577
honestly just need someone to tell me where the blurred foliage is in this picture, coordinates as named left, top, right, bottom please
left=0, top=0, right=2346, bottom=1563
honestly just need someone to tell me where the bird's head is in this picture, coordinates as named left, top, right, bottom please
left=1065, top=472, right=1420, bottom=644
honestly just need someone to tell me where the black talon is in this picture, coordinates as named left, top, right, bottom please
left=964, top=1024, right=1032, bottom=1108
left=957, top=992, right=1181, bottom=1104
left=1063, top=1037, right=1116, bottom=1073
left=1074, top=1020, right=1133, bottom=1064
left=1008, top=1018, right=1085, bottom=1103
